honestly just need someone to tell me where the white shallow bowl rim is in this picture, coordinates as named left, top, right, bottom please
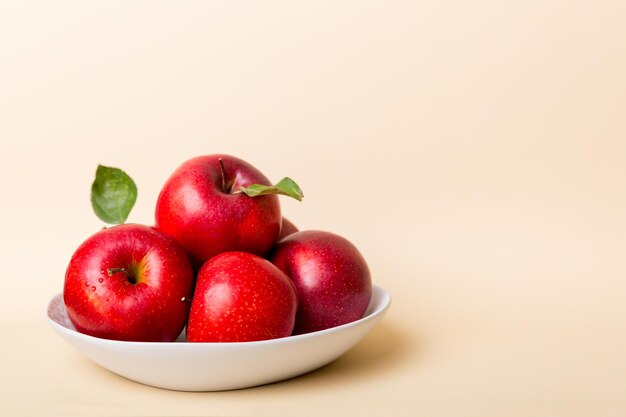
left=47, top=285, right=391, bottom=349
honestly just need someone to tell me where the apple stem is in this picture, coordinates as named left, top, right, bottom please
left=107, top=267, right=130, bottom=278
left=218, top=158, right=228, bottom=193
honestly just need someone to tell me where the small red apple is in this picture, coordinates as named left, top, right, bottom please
left=278, top=217, right=299, bottom=240
left=187, top=252, right=298, bottom=342
left=63, top=224, right=194, bottom=342
left=155, top=155, right=302, bottom=267
left=270, top=230, right=372, bottom=334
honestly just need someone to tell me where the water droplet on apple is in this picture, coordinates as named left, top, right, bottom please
left=85, top=282, right=89, bottom=286
left=91, top=286, right=96, bottom=291
left=99, top=270, right=105, bottom=275
left=98, top=278, right=104, bottom=283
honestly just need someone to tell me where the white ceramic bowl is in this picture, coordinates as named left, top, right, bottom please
left=47, top=285, right=391, bottom=391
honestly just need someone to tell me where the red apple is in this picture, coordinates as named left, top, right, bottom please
left=270, top=230, right=372, bottom=334
left=278, top=217, right=299, bottom=240
left=187, top=252, right=298, bottom=342
left=155, top=155, right=294, bottom=267
left=63, top=224, right=194, bottom=342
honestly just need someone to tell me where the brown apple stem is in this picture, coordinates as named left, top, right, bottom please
left=107, top=267, right=130, bottom=278
left=218, top=158, right=227, bottom=192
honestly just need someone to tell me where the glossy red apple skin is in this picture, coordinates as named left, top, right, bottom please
left=270, top=230, right=372, bottom=334
left=155, top=155, right=281, bottom=267
left=187, top=252, right=298, bottom=343
left=278, top=217, right=298, bottom=240
left=63, top=224, right=194, bottom=342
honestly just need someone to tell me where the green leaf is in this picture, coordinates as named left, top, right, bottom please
left=239, top=177, right=304, bottom=201
left=90, top=165, right=137, bottom=224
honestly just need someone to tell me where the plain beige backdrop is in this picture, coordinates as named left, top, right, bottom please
left=1, top=1, right=625, bottom=416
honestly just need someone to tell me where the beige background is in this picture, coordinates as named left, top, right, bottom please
left=1, top=1, right=625, bottom=416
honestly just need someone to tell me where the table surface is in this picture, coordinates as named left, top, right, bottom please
left=1, top=1, right=626, bottom=416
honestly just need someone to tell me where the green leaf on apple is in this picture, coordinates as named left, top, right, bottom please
left=239, top=177, right=304, bottom=201
left=91, top=165, right=138, bottom=224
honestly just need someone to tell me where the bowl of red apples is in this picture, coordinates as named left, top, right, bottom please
left=47, top=154, right=391, bottom=391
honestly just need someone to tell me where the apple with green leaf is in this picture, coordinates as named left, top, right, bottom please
left=155, top=154, right=303, bottom=267
left=63, top=166, right=194, bottom=342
